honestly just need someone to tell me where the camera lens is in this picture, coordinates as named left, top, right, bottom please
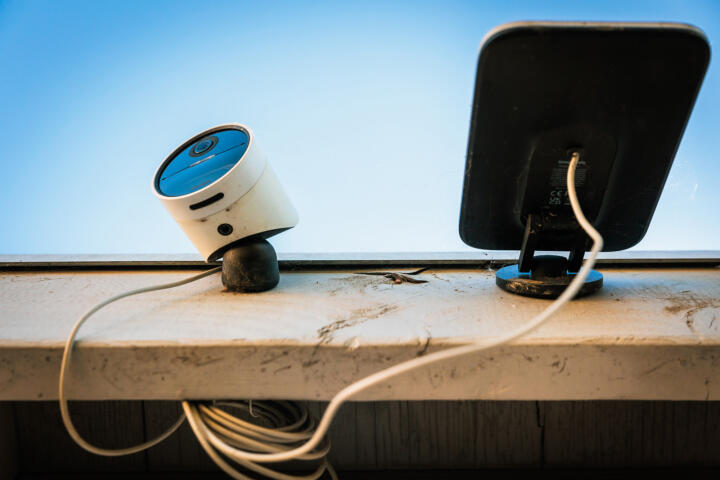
left=188, top=135, right=218, bottom=157
left=193, top=139, right=213, bottom=155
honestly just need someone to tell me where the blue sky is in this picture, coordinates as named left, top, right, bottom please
left=0, top=0, right=718, bottom=255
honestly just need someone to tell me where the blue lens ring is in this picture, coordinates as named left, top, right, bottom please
left=155, top=126, right=251, bottom=197
left=189, top=135, right=218, bottom=158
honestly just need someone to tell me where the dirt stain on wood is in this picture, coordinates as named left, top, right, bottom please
left=326, top=275, right=382, bottom=295
left=662, top=293, right=720, bottom=334
left=357, top=267, right=430, bottom=285
left=317, top=304, right=399, bottom=344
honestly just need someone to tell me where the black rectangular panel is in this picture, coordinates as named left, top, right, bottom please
left=459, top=22, right=710, bottom=252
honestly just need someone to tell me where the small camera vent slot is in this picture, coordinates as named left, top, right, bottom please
left=189, top=193, right=224, bottom=210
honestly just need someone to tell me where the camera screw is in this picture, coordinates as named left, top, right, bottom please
left=217, top=223, right=233, bottom=236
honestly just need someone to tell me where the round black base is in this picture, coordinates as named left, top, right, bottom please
left=496, top=264, right=603, bottom=299
left=221, top=238, right=279, bottom=292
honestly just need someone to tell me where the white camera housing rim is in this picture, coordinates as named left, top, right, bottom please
left=153, top=123, right=298, bottom=262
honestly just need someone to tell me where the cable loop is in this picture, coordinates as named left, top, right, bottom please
left=59, top=152, right=598, bottom=480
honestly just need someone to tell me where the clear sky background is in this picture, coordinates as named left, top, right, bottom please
left=0, top=0, right=718, bottom=255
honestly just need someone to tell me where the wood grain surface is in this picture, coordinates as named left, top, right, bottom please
left=1, top=268, right=720, bottom=401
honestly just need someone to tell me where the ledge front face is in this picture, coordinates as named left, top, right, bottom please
left=1, top=267, right=719, bottom=400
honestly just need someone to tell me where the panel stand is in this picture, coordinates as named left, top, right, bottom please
left=496, top=213, right=602, bottom=299
left=221, top=237, right=280, bottom=292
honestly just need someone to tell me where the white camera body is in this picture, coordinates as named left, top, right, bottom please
left=153, top=124, right=298, bottom=261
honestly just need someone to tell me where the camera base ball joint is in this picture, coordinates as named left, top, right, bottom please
left=220, top=237, right=279, bottom=292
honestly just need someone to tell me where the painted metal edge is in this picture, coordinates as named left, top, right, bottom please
left=0, top=251, right=719, bottom=270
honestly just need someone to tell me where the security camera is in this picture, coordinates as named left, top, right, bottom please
left=153, top=124, right=298, bottom=291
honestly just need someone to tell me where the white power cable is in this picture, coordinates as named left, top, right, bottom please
left=58, top=267, right=221, bottom=456
left=59, top=151, right=601, bottom=479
